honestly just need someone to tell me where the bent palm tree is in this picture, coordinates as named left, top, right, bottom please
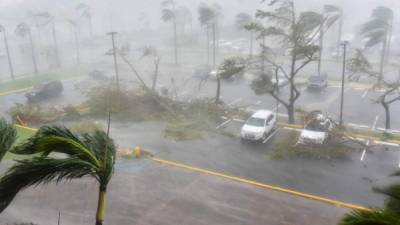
left=360, top=6, right=393, bottom=87
left=0, top=119, right=17, bottom=162
left=0, top=126, right=116, bottom=225
left=161, top=0, right=178, bottom=65
left=235, top=13, right=255, bottom=58
left=339, top=171, right=400, bottom=224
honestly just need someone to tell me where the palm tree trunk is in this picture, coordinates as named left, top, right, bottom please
left=28, top=31, right=38, bottom=74
left=151, top=58, right=160, bottom=91
left=212, top=22, right=216, bottom=68
left=378, top=35, right=388, bottom=87
left=249, top=31, right=253, bottom=58
left=95, top=186, right=107, bottom=225
left=51, top=21, right=61, bottom=68
left=73, top=29, right=80, bottom=65
left=173, top=20, right=178, bottom=65
left=2, top=29, right=14, bottom=80
left=207, top=26, right=210, bottom=66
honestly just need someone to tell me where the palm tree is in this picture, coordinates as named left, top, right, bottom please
left=29, top=12, right=61, bottom=68
left=235, top=13, right=255, bottom=58
left=339, top=171, right=400, bottom=224
left=198, top=3, right=219, bottom=67
left=0, top=25, right=15, bottom=80
left=15, top=23, right=38, bottom=74
left=0, top=125, right=116, bottom=225
left=317, top=4, right=342, bottom=75
left=67, top=19, right=81, bottom=65
left=76, top=3, right=93, bottom=38
left=161, top=0, right=178, bottom=65
left=360, top=6, right=393, bottom=87
left=0, top=119, right=17, bottom=163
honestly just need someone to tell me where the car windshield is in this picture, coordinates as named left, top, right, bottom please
left=246, top=117, right=265, bottom=127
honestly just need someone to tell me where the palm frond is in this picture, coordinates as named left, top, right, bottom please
left=0, top=119, right=17, bottom=162
left=374, top=184, right=400, bottom=214
left=0, top=157, right=96, bottom=213
left=339, top=209, right=400, bottom=225
left=12, top=126, right=101, bottom=167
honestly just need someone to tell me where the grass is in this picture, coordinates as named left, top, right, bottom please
left=3, top=126, right=36, bottom=160
left=0, top=69, right=84, bottom=94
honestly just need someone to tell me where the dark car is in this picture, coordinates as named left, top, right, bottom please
left=25, top=80, right=64, bottom=103
left=307, top=74, right=328, bottom=90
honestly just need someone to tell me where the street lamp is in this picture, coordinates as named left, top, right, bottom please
left=0, top=25, right=15, bottom=80
left=107, top=32, right=120, bottom=90
left=339, top=41, right=349, bottom=126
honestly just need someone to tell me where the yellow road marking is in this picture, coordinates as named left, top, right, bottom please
left=0, top=87, right=33, bottom=96
left=152, top=157, right=371, bottom=212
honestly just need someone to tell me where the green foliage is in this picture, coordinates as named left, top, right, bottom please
left=270, top=130, right=353, bottom=160
left=9, top=103, right=63, bottom=125
left=339, top=209, right=400, bottom=225
left=0, top=119, right=17, bottom=162
left=0, top=125, right=116, bottom=213
left=218, top=57, right=246, bottom=80
left=84, top=86, right=166, bottom=120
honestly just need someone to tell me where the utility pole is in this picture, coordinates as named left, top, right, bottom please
left=0, top=26, right=15, bottom=80
left=339, top=41, right=348, bottom=126
left=107, top=32, right=120, bottom=90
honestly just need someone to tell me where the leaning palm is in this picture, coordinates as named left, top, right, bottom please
left=0, top=119, right=17, bottom=162
left=0, top=125, right=116, bottom=225
left=339, top=171, right=400, bottom=225
left=360, top=6, right=393, bottom=86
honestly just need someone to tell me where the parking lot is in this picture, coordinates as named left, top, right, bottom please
left=1, top=68, right=400, bottom=210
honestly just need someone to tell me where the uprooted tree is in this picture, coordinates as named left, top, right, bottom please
left=215, top=57, right=245, bottom=104
left=247, top=0, right=324, bottom=124
left=348, top=49, right=400, bottom=131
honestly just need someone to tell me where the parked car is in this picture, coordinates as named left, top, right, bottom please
left=307, top=74, right=328, bottom=90
left=193, top=65, right=213, bottom=80
left=240, top=110, right=277, bottom=141
left=271, top=73, right=289, bottom=88
left=25, top=80, right=64, bottom=103
left=298, top=112, right=333, bottom=145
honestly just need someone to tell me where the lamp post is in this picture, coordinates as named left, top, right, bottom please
left=107, top=32, right=120, bottom=90
left=0, top=25, right=15, bottom=80
left=339, top=41, right=349, bottom=126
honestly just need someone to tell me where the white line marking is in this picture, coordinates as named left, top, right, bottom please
left=216, top=119, right=232, bottom=129
left=372, top=116, right=379, bottom=129
left=362, top=90, right=368, bottom=98
left=255, top=100, right=262, bottom=105
left=360, top=150, right=366, bottom=161
left=277, top=113, right=289, bottom=118
left=263, top=128, right=279, bottom=144
left=233, top=118, right=245, bottom=123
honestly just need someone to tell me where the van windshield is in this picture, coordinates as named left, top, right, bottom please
left=246, top=117, right=265, bottom=127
